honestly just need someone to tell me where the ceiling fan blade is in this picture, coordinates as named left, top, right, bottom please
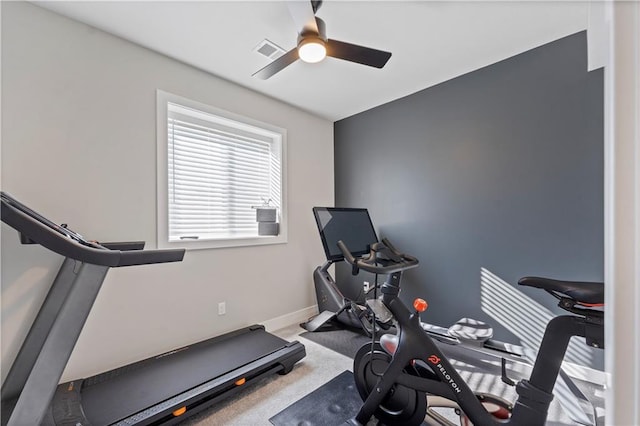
left=326, top=39, right=392, bottom=68
left=287, top=1, right=319, bottom=35
left=252, top=48, right=299, bottom=80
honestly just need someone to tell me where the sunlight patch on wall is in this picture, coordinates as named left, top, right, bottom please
left=480, top=268, right=593, bottom=366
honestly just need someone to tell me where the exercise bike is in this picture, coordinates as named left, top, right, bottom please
left=338, top=238, right=604, bottom=426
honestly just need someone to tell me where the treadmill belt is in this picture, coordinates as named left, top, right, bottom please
left=80, top=326, right=289, bottom=425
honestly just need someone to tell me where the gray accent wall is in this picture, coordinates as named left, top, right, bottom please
left=334, top=31, right=604, bottom=369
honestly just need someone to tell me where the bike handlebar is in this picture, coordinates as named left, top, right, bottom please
left=337, top=237, right=419, bottom=274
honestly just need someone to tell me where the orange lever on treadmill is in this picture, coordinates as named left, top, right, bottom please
left=413, top=298, right=428, bottom=312
left=172, top=406, right=187, bottom=417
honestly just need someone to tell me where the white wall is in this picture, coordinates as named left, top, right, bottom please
left=1, top=1, right=333, bottom=381
left=603, top=2, right=640, bottom=425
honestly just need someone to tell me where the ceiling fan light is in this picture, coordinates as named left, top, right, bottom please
left=298, top=38, right=326, bottom=63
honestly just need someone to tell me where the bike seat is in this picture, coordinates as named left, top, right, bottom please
left=518, top=276, right=604, bottom=305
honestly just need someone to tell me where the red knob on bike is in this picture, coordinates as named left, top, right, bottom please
left=413, top=298, right=428, bottom=312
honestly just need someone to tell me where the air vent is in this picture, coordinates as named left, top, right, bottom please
left=253, top=39, right=286, bottom=60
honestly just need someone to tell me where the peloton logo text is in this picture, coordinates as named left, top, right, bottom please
left=428, top=355, right=462, bottom=394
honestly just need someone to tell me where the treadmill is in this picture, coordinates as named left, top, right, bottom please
left=0, top=192, right=306, bottom=426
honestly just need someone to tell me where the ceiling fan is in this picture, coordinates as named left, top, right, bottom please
left=252, top=0, right=392, bottom=80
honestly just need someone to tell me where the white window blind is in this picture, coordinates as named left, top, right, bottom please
left=164, top=100, right=283, bottom=244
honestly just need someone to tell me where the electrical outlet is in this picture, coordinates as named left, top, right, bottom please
left=218, top=302, right=226, bottom=315
left=363, top=281, right=370, bottom=292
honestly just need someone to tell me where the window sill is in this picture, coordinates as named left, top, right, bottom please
left=158, top=234, right=287, bottom=250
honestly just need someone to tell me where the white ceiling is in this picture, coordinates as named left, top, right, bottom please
left=33, top=1, right=589, bottom=122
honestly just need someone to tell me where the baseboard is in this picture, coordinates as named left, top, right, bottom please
left=263, top=305, right=318, bottom=333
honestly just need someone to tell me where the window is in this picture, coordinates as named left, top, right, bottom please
left=157, top=90, right=286, bottom=249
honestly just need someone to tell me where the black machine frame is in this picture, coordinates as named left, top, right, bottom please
left=338, top=238, right=604, bottom=426
left=0, top=192, right=305, bottom=425
left=303, top=207, right=381, bottom=334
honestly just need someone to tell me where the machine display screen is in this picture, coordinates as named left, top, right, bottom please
left=313, top=207, right=378, bottom=262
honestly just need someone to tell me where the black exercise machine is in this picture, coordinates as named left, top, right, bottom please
left=338, top=238, right=604, bottom=426
left=0, top=192, right=306, bottom=425
left=302, top=207, right=381, bottom=335
left=304, top=207, right=497, bottom=344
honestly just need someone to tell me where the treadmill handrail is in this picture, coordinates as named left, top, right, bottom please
left=1, top=192, right=184, bottom=267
